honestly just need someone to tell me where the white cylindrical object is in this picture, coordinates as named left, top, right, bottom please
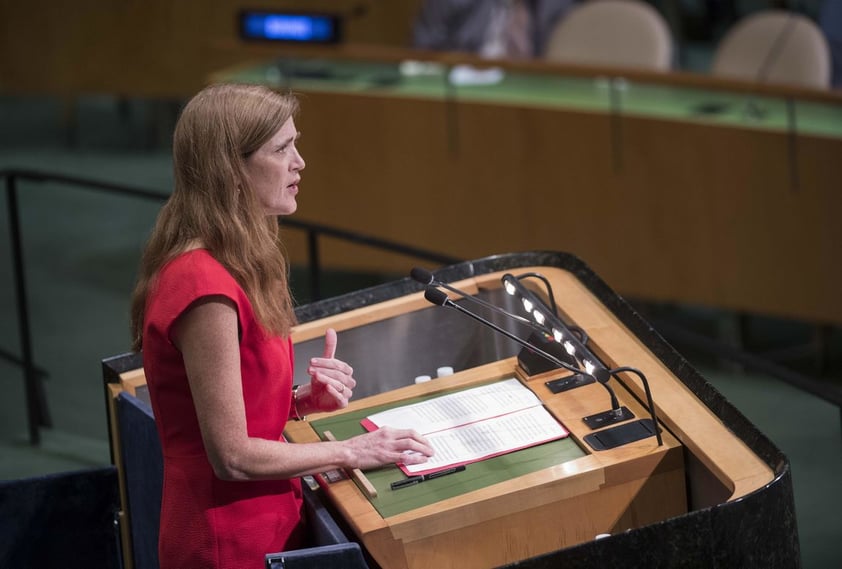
left=436, top=366, right=454, bottom=377
left=595, top=533, right=611, bottom=540
left=414, top=375, right=432, bottom=384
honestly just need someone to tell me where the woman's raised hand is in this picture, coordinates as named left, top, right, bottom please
left=304, top=328, right=356, bottom=413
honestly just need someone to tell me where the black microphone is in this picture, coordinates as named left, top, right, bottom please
left=423, top=286, right=583, bottom=377
left=410, top=267, right=436, bottom=285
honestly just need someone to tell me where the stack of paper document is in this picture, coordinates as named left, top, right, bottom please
left=362, top=378, right=568, bottom=475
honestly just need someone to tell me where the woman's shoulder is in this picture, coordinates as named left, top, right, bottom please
left=156, top=249, right=241, bottom=299
left=163, top=248, right=225, bottom=276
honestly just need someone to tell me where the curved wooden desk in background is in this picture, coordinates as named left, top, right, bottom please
left=1, top=1, right=837, bottom=322
left=212, top=47, right=842, bottom=326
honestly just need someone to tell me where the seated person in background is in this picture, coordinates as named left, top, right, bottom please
left=413, top=0, right=578, bottom=59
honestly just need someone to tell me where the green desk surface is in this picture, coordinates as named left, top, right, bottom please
left=310, top=382, right=586, bottom=519
left=220, top=56, right=842, bottom=139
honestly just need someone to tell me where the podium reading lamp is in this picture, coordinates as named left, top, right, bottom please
left=420, top=270, right=663, bottom=449
left=500, top=272, right=663, bottom=447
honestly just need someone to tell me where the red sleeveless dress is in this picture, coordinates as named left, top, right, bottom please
left=142, top=249, right=304, bottom=569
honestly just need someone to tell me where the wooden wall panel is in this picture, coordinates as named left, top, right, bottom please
left=0, top=0, right=424, bottom=97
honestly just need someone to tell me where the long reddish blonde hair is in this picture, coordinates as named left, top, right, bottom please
left=130, top=84, right=298, bottom=351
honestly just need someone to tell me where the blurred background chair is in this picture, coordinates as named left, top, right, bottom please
left=543, top=0, right=673, bottom=71
left=711, top=9, right=832, bottom=89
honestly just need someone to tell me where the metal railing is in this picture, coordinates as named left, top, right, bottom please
left=1, top=168, right=460, bottom=445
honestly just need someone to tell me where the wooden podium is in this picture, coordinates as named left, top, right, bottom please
left=285, top=255, right=777, bottom=568
left=103, top=252, right=800, bottom=568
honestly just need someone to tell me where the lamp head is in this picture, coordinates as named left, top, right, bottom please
left=502, top=274, right=517, bottom=295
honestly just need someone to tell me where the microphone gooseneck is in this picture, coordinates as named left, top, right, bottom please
left=606, top=366, right=663, bottom=446
left=423, top=285, right=582, bottom=376
left=593, top=368, right=620, bottom=411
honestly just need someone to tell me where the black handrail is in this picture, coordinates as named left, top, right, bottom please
left=1, top=168, right=460, bottom=445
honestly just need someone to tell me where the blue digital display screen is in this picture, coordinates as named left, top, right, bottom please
left=240, top=12, right=340, bottom=43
